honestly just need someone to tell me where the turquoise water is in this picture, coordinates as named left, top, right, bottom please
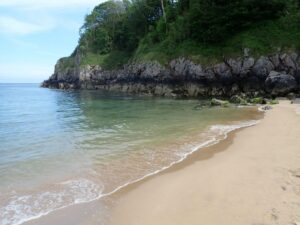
left=0, top=84, right=260, bottom=225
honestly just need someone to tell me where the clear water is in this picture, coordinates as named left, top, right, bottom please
left=0, top=84, right=260, bottom=225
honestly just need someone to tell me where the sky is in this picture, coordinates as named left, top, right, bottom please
left=0, top=0, right=104, bottom=83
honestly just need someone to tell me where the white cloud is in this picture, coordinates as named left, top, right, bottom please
left=0, top=0, right=105, bottom=82
left=0, top=16, right=54, bottom=35
left=0, top=0, right=103, bottom=35
left=0, top=0, right=101, bottom=10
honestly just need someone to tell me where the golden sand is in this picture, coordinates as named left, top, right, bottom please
left=109, top=100, right=300, bottom=225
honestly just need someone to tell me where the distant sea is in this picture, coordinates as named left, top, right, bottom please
left=0, top=83, right=260, bottom=225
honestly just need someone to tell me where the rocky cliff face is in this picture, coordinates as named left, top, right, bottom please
left=42, top=52, right=300, bottom=98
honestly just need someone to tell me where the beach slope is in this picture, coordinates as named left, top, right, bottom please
left=109, top=100, right=300, bottom=225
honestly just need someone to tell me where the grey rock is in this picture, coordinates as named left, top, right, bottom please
left=268, top=54, right=281, bottom=69
left=210, top=98, right=229, bottom=107
left=140, top=61, right=166, bottom=81
left=42, top=52, right=300, bottom=98
left=169, top=58, right=189, bottom=78
left=226, top=58, right=242, bottom=75
left=169, top=58, right=206, bottom=81
left=202, top=68, right=216, bottom=83
left=240, top=57, right=255, bottom=77
left=280, top=53, right=297, bottom=74
left=265, top=71, right=297, bottom=96
left=290, top=53, right=299, bottom=69
left=252, top=56, right=274, bottom=80
left=260, top=105, right=273, bottom=111
left=213, top=63, right=233, bottom=84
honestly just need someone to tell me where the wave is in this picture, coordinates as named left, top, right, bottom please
left=0, top=120, right=259, bottom=225
left=0, top=179, right=103, bottom=225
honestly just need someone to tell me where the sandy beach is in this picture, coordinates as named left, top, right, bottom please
left=22, top=100, right=300, bottom=225
left=109, top=100, right=300, bottom=225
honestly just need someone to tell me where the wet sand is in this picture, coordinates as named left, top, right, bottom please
left=109, top=100, right=300, bottom=225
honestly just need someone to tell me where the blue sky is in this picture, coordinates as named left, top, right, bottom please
left=0, top=0, right=104, bottom=83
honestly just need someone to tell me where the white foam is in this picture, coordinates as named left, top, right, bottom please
left=0, top=179, right=103, bottom=225
left=0, top=120, right=259, bottom=225
left=210, top=120, right=259, bottom=135
left=101, top=120, right=260, bottom=197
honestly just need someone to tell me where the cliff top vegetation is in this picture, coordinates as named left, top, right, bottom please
left=62, top=0, right=300, bottom=69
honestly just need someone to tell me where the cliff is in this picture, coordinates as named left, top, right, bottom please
left=42, top=52, right=300, bottom=98
left=41, top=0, right=300, bottom=98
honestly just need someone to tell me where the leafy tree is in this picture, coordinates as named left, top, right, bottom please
left=76, top=0, right=294, bottom=60
left=189, top=0, right=286, bottom=43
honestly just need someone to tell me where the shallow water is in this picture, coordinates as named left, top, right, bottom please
left=0, top=84, right=260, bottom=225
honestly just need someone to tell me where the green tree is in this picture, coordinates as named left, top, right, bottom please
left=189, top=0, right=285, bottom=43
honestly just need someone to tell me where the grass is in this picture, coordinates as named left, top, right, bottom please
left=80, top=51, right=132, bottom=70
left=80, top=53, right=108, bottom=67
left=56, top=57, right=75, bottom=72
left=132, top=15, right=300, bottom=66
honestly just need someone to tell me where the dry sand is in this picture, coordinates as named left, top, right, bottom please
left=109, top=100, right=300, bottom=225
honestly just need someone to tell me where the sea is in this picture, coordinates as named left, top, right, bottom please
left=0, top=83, right=261, bottom=225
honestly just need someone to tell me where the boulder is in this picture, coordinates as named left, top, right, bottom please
left=265, top=71, right=297, bottom=96
left=169, top=58, right=208, bottom=82
left=140, top=62, right=167, bottom=81
left=210, top=98, right=230, bottom=107
left=240, top=57, right=255, bottom=77
left=252, top=56, right=274, bottom=80
left=226, top=58, right=242, bottom=75
left=42, top=53, right=300, bottom=97
left=169, top=58, right=190, bottom=78
left=290, top=53, right=300, bottom=83
left=259, top=105, right=273, bottom=111
left=280, top=53, right=297, bottom=74
left=213, top=63, right=233, bottom=84
left=268, top=54, right=281, bottom=69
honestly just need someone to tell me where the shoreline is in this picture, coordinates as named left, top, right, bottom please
left=108, top=100, right=300, bottom=225
left=110, top=119, right=261, bottom=198
left=23, top=107, right=262, bottom=225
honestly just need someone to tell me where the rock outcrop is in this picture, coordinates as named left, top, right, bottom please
left=42, top=52, right=300, bottom=98
left=265, top=71, right=297, bottom=96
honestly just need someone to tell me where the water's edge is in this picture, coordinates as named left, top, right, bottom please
left=2, top=119, right=260, bottom=225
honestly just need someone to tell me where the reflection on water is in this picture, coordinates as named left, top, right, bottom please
left=0, top=84, right=261, bottom=225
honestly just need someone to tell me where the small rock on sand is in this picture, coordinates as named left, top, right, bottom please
left=259, top=105, right=273, bottom=111
left=292, top=169, right=300, bottom=178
